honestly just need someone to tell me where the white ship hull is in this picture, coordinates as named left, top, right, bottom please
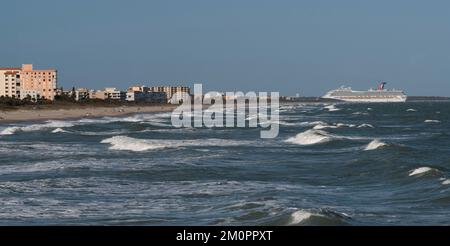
left=330, top=97, right=407, bottom=103
left=322, top=85, right=407, bottom=103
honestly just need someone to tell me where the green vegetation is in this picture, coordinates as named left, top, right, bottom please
left=0, top=94, right=169, bottom=111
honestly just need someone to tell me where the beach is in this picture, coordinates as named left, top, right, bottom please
left=0, top=104, right=177, bottom=123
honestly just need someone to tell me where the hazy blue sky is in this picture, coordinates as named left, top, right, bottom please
left=2, top=0, right=450, bottom=96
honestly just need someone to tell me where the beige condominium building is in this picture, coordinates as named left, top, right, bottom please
left=150, top=86, right=191, bottom=100
left=20, top=64, right=57, bottom=101
left=0, top=67, right=22, bottom=98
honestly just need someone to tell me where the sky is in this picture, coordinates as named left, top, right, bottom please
left=2, top=0, right=450, bottom=96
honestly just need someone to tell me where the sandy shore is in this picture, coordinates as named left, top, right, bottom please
left=0, top=105, right=177, bottom=123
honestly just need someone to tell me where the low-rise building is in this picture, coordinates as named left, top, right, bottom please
left=126, top=85, right=167, bottom=103
left=75, top=88, right=91, bottom=101
left=89, top=88, right=125, bottom=100
left=104, top=87, right=125, bottom=100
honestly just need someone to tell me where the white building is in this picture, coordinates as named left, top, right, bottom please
left=75, top=88, right=91, bottom=101
left=0, top=68, right=21, bottom=98
left=104, top=88, right=126, bottom=100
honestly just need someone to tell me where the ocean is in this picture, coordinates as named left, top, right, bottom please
left=0, top=101, right=449, bottom=226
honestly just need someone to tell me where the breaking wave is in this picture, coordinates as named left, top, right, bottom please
left=425, top=120, right=440, bottom=123
left=364, top=139, right=388, bottom=151
left=324, top=105, right=341, bottom=112
left=409, top=167, right=439, bottom=177
left=312, top=122, right=356, bottom=130
left=285, top=209, right=351, bottom=226
left=299, top=121, right=327, bottom=127
left=101, top=136, right=252, bottom=152
left=357, top=123, right=374, bottom=128
left=0, top=121, right=75, bottom=135
left=285, top=130, right=334, bottom=146
left=51, top=128, right=69, bottom=133
left=287, top=210, right=313, bottom=225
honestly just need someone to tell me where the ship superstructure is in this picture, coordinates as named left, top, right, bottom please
left=322, top=82, right=407, bottom=102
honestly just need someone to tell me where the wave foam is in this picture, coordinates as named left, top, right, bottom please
left=406, top=109, right=417, bottom=112
left=0, top=121, right=75, bottom=135
left=425, top=120, right=440, bottom=123
left=312, top=122, right=355, bottom=130
left=357, top=123, right=374, bottom=128
left=0, top=127, right=20, bottom=135
left=409, top=167, right=436, bottom=177
left=286, top=209, right=351, bottom=226
left=442, top=179, right=450, bottom=185
left=285, top=130, right=333, bottom=146
left=101, top=136, right=251, bottom=152
left=299, top=121, right=327, bottom=127
left=288, top=210, right=313, bottom=225
left=364, top=139, right=387, bottom=151
left=313, top=124, right=336, bottom=130
left=52, top=128, right=69, bottom=133
left=324, top=105, right=340, bottom=112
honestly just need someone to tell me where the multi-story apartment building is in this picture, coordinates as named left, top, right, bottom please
left=89, top=88, right=125, bottom=100
left=104, top=87, right=125, bottom=100
left=19, top=64, right=57, bottom=101
left=149, top=86, right=190, bottom=100
left=0, top=68, right=21, bottom=98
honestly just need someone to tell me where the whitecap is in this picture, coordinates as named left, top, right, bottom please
left=406, top=109, right=417, bottom=112
left=336, top=123, right=356, bottom=128
left=313, top=124, right=337, bottom=130
left=0, top=120, right=75, bottom=135
left=442, top=179, right=450, bottom=185
left=312, top=122, right=355, bottom=130
left=0, top=126, right=21, bottom=135
left=364, top=139, right=387, bottom=151
left=288, top=210, right=313, bottom=225
left=324, top=105, right=340, bottom=112
left=409, top=167, right=436, bottom=177
left=357, top=123, right=374, bottom=128
left=298, top=121, right=327, bottom=127
left=425, top=120, right=440, bottom=123
left=51, top=128, right=68, bottom=133
left=285, top=130, right=333, bottom=146
left=101, top=136, right=252, bottom=152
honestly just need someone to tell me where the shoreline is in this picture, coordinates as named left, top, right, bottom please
left=0, top=105, right=177, bottom=124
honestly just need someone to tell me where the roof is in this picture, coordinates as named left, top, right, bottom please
left=4, top=71, right=19, bottom=75
left=0, top=68, right=21, bottom=71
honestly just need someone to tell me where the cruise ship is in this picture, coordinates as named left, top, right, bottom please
left=322, top=82, right=407, bottom=102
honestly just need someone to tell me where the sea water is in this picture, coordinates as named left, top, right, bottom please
left=0, top=101, right=450, bottom=225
